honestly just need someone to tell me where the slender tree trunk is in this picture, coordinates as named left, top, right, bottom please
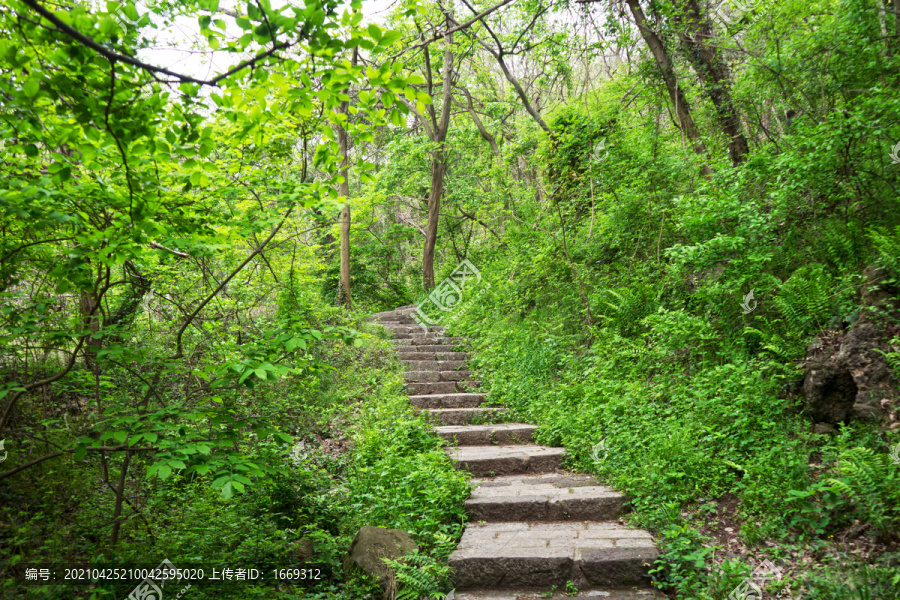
left=422, top=16, right=454, bottom=290
left=110, top=450, right=131, bottom=547
left=624, top=0, right=710, bottom=169
left=338, top=203, right=351, bottom=308
left=423, top=156, right=447, bottom=289
left=336, top=120, right=351, bottom=307
left=336, top=48, right=357, bottom=307
left=674, top=0, right=750, bottom=164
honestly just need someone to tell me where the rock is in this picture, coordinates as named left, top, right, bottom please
left=802, top=354, right=857, bottom=423
left=836, top=322, right=894, bottom=419
left=801, top=266, right=898, bottom=423
left=343, top=526, right=417, bottom=588
left=813, top=423, right=835, bottom=435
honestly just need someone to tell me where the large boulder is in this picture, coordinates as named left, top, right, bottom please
left=802, top=266, right=898, bottom=424
left=343, top=526, right=417, bottom=589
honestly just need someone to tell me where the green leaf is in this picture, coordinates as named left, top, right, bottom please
left=221, top=481, right=235, bottom=499
left=22, top=76, right=40, bottom=98
left=367, top=24, right=382, bottom=41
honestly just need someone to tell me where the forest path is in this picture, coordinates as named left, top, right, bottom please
left=372, top=306, right=664, bottom=599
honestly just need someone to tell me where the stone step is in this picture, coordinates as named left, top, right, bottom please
left=391, top=335, right=465, bottom=344
left=401, top=360, right=467, bottom=372
left=406, top=381, right=480, bottom=395
left=371, top=308, right=415, bottom=320
left=424, top=407, right=507, bottom=425
left=448, top=521, right=657, bottom=590
left=397, top=352, right=436, bottom=361
left=465, top=473, right=626, bottom=522
left=383, top=323, right=445, bottom=333
left=434, top=423, right=536, bottom=445
left=448, top=445, right=566, bottom=477
left=439, top=370, right=472, bottom=381
left=409, top=393, right=486, bottom=409
left=396, top=351, right=469, bottom=361
left=379, top=321, right=444, bottom=337
left=403, top=371, right=473, bottom=383
left=451, top=588, right=665, bottom=599
left=395, top=344, right=467, bottom=353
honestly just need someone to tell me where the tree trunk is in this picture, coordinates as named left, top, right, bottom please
left=338, top=203, right=351, bottom=308
left=421, top=15, right=454, bottom=291
left=674, top=0, right=750, bottom=164
left=423, top=156, right=447, bottom=290
left=335, top=48, right=357, bottom=307
left=624, top=0, right=710, bottom=168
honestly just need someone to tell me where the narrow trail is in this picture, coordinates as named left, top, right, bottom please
left=373, top=306, right=664, bottom=600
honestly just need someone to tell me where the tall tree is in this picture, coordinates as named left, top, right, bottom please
left=670, top=0, right=749, bottom=164
left=620, top=0, right=710, bottom=170
left=336, top=49, right=359, bottom=308
left=397, top=6, right=457, bottom=290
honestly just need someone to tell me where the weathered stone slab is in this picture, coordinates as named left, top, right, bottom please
left=401, top=360, right=467, bottom=371
left=397, top=352, right=436, bottom=361
left=409, top=393, right=486, bottom=409
left=448, top=522, right=656, bottom=590
left=463, top=474, right=625, bottom=522
left=579, top=547, right=658, bottom=586
left=404, top=371, right=441, bottom=383
left=436, top=351, right=469, bottom=361
left=406, top=381, right=459, bottom=395
left=425, top=407, right=508, bottom=425
left=448, top=445, right=566, bottom=476
left=406, top=344, right=468, bottom=352
left=434, top=424, right=536, bottom=445
left=441, top=370, right=472, bottom=381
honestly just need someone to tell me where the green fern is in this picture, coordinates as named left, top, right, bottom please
left=826, top=446, right=900, bottom=538
left=383, top=550, right=452, bottom=600
left=877, top=336, right=900, bottom=380
left=775, top=264, right=833, bottom=334
left=870, top=225, right=900, bottom=281
left=598, top=285, right=661, bottom=338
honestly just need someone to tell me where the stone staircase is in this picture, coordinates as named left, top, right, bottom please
left=372, top=306, right=663, bottom=600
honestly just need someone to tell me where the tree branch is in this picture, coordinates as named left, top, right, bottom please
left=390, top=0, right=518, bottom=59
left=20, top=0, right=293, bottom=87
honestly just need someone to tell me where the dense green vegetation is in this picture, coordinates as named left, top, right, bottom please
left=3, top=0, right=900, bottom=598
